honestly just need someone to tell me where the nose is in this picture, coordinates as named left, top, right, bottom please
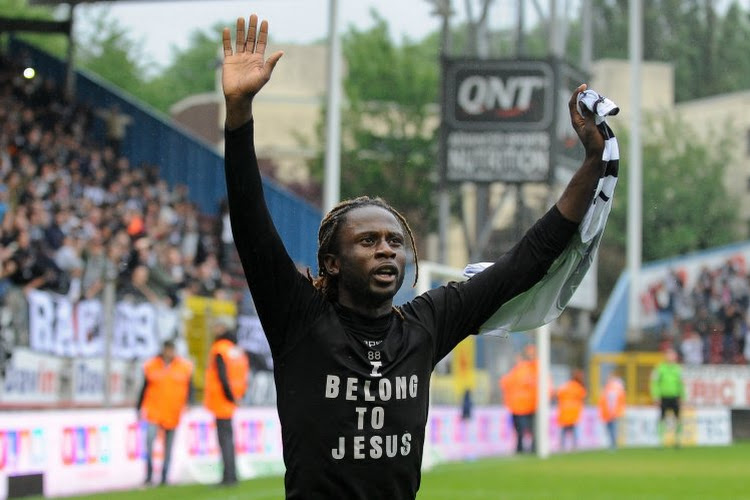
left=375, top=239, right=397, bottom=258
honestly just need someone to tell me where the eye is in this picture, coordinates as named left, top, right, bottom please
left=389, top=237, right=404, bottom=247
left=361, top=236, right=375, bottom=245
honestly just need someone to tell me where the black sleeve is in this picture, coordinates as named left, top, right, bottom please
left=215, top=353, right=235, bottom=403
left=224, top=122, right=323, bottom=357
left=136, top=372, right=148, bottom=411
left=405, top=205, right=578, bottom=365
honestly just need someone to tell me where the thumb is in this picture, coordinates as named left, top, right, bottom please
left=265, top=50, right=284, bottom=75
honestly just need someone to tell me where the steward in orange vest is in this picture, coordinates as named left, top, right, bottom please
left=203, top=315, right=249, bottom=485
left=556, top=369, right=586, bottom=451
left=136, top=340, right=193, bottom=485
left=500, top=345, right=540, bottom=454
left=599, top=372, right=626, bottom=449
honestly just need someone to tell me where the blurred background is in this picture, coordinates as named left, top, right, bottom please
left=0, top=0, right=749, bottom=498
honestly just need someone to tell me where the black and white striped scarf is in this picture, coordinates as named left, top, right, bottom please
left=463, top=88, right=620, bottom=336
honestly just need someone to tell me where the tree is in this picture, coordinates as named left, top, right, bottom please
left=590, top=0, right=750, bottom=101
left=599, top=114, right=741, bottom=295
left=310, top=12, right=441, bottom=247
left=75, top=9, right=150, bottom=98
left=141, top=25, right=223, bottom=113
left=0, top=0, right=69, bottom=58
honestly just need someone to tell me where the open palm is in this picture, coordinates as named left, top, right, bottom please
left=222, top=15, right=283, bottom=102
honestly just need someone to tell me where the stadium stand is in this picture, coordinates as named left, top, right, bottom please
left=0, top=42, right=319, bottom=405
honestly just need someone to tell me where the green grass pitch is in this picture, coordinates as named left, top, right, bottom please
left=39, top=443, right=749, bottom=500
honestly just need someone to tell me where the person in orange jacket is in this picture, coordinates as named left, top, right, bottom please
left=136, top=340, right=193, bottom=486
left=599, top=370, right=626, bottom=450
left=500, top=345, right=539, bottom=454
left=204, top=315, right=249, bottom=486
left=556, top=368, right=587, bottom=451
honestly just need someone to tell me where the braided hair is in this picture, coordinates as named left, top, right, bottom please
left=307, top=196, right=419, bottom=309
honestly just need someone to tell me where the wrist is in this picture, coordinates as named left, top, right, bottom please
left=225, top=97, right=253, bottom=130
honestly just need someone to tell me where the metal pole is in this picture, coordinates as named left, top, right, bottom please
left=536, top=322, right=551, bottom=459
left=435, top=0, right=453, bottom=264
left=549, top=0, right=559, bottom=56
left=581, top=0, right=593, bottom=72
left=516, top=0, right=526, bottom=56
left=323, top=0, right=342, bottom=213
left=102, top=260, right=117, bottom=407
left=627, top=0, right=643, bottom=339
left=473, top=0, right=490, bottom=261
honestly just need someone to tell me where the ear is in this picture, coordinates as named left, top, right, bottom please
left=322, top=253, right=340, bottom=276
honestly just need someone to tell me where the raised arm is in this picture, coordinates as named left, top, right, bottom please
left=555, top=84, right=606, bottom=222
left=222, top=16, right=312, bottom=355
left=416, top=85, right=610, bottom=362
left=222, top=15, right=283, bottom=129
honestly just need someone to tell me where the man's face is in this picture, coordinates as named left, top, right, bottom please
left=324, top=206, right=407, bottom=314
left=162, top=346, right=175, bottom=363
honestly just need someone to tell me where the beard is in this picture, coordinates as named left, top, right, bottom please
left=337, top=267, right=405, bottom=308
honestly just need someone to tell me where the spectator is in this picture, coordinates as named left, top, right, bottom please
left=556, top=368, right=587, bottom=451
left=679, top=324, right=704, bottom=365
left=136, top=340, right=193, bottom=486
left=204, top=315, right=248, bottom=486
left=598, top=371, right=626, bottom=450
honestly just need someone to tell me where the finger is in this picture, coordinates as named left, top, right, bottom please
left=568, top=83, right=587, bottom=118
left=235, top=17, right=246, bottom=53
left=247, top=14, right=258, bottom=52
left=264, top=50, right=284, bottom=75
left=256, top=20, right=269, bottom=55
left=222, top=27, right=233, bottom=57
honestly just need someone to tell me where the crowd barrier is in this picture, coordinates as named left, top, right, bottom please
left=0, top=405, right=731, bottom=498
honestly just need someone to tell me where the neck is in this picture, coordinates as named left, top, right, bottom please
left=336, top=293, right=393, bottom=318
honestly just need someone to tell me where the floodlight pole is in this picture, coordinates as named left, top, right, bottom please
left=323, top=0, right=342, bottom=213
left=627, top=0, right=643, bottom=339
left=536, top=322, right=551, bottom=459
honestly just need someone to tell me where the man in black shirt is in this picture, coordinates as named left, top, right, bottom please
left=222, top=14, right=605, bottom=500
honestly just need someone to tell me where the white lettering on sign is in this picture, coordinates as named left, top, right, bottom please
left=457, top=76, right=545, bottom=115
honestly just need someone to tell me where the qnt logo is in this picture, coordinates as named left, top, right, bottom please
left=61, top=426, right=111, bottom=465
left=457, top=75, right=546, bottom=118
left=0, top=428, right=45, bottom=472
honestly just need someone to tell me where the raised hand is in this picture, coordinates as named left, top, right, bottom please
left=222, top=14, right=283, bottom=128
left=568, top=84, right=605, bottom=159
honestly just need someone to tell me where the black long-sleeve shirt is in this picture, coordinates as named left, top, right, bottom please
left=224, top=120, right=577, bottom=500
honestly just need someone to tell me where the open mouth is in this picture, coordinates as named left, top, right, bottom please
left=373, top=264, right=398, bottom=283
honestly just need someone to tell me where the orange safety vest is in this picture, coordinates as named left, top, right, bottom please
left=141, top=356, right=193, bottom=430
left=500, top=360, right=538, bottom=416
left=599, top=378, right=626, bottom=422
left=556, top=379, right=586, bottom=427
left=204, top=339, right=249, bottom=419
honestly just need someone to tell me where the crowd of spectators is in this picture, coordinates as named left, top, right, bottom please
left=0, top=53, right=243, bottom=347
left=647, top=258, right=750, bottom=365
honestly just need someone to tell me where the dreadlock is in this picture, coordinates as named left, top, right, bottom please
left=307, top=196, right=419, bottom=309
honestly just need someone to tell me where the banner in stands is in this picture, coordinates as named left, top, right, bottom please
left=237, top=315, right=276, bottom=406
left=28, top=290, right=179, bottom=359
left=683, top=365, right=750, bottom=408
left=0, top=349, right=62, bottom=406
left=183, top=296, right=237, bottom=396
left=70, top=358, right=133, bottom=405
